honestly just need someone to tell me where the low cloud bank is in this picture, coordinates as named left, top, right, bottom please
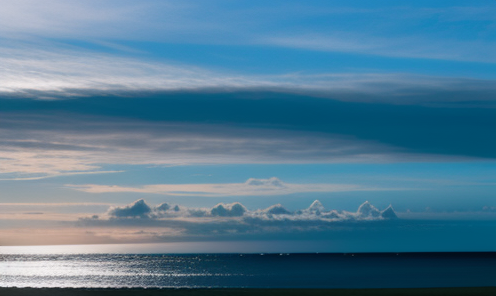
left=76, top=199, right=398, bottom=240
left=95, top=198, right=397, bottom=221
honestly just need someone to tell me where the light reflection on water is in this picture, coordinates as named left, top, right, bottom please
left=1, top=248, right=495, bottom=289
left=0, top=241, right=319, bottom=255
left=0, top=254, right=243, bottom=288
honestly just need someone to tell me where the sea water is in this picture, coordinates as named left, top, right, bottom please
left=1, top=252, right=495, bottom=288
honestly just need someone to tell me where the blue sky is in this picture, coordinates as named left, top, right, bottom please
left=0, top=0, right=495, bottom=251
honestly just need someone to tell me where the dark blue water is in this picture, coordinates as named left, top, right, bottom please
left=1, top=253, right=495, bottom=288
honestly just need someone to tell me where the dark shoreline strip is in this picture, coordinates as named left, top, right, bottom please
left=1, top=287, right=495, bottom=296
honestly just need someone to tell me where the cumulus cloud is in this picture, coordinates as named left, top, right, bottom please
left=211, top=203, right=247, bottom=217
left=307, top=200, right=325, bottom=213
left=155, top=203, right=171, bottom=212
left=262, top=204, right=291, bottom=215
left=381, top=205, right=398, bottom=219
left=87, top=199, right=398, bottom=229
left=356, top=201, right=381, bottom=218
left=107, top=199, right=151, bottom=219
left=73, top=198, right=404, bottom=244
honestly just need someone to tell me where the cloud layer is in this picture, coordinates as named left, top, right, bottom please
left=98, top=198, right=398, bottom=221
left=79, top=198, right=398, bottom=239
left=0, top=116, right=415, bottom=178
left=1, top=1, right=494, bottom=62
left=69, top=177, right=377, bottom=197
left=3, top=106, right=491, bottom=179
left=1, top=45, right=494, bottom=103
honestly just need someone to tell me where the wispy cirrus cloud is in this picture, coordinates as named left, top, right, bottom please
left=4, top=112, right=477, bottom=179
left=0, top=170, right=125, bottom=181
left=1, top=1, right=495, bottom=100
left=0, top=0, right=186, bottom=39
left=67, top=177, right=383, bottom=197
left=1, top=1, right=494, bottom=63
left=263, top=34, right=496, bottom=63
left=0, top=46, right=250, bottom=95
left=0, top=115, right=403, bottom=178
left=1, top=45, right=494, bottom=104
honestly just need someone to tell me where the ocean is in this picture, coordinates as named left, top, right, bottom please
left=1, top=252, right=495, bottom=288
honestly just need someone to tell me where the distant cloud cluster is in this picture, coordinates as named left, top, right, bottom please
left=90, top=198, right=397, bottom=222
left=76, top=198, right=399, bottom=240
left=482, top=206, right=496, bottom=212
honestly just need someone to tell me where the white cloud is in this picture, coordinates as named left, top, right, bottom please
left=263, top=34, right=496, bottom=63
left=6, top=199, right=495, bottom=246
left=1, top=45, right=493, bottom=101
left=0, top=170, right=124, bottom=181
left=0, top=109, right=484, bottom=179
left=0, top=46, right=258, bottom=95
left=68, top=177, right=385, bottom=197
left=2, top=117, right=425, bottom=177
left=0, top=0, right=184, bottom=40
left=1, top=1, right=494, bottom=63
left=93, top=198, right=398, bottom=224
left=78, top=199, right=399, bottom=240
left=356, top=200, right=381, bottom=218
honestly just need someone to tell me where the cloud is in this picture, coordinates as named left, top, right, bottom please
left=2, top=117, right=418, bottom=177
left=76, top=199, right=402, bottom=242
left=68, top=177, right=389, bottom=197
left=89, top=198, right=398, bottom=223
left=482, top=206, right=496, bottom=212
left=211, top=203, right=247, bottom=217
left=354, top=201, right=397, bottom=219
left=381, top=205, right=398, bottom=219
left=107, top=199, right=151, bottom=218
left=6, top=199, right=493, bottom=246
left=356, top=201, right=380, bottom=218
left=0, top=170, right=124, bottom=181
left=0, top=44, right=494, bottom=103
left=263, top=34, right=496, bottom=63
left=307, top=200, right=325, bottom=213
left=69, top=198, right=403, bottom=244
left=0, top=46, right=248, bottom=96
left=262, top=204, right=291, bottom=215
left=1, top=94, right=493, bottom=179
left=155, top=203, right=171, bottom=212
left=4, top=104, right=489, bottom=177
left=0, top=0, right=182, bottom=40
left=1, top=1, right=494, bottom=63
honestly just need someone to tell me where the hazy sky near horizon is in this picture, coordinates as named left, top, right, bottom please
left=0, top=0, right=495, bottom=251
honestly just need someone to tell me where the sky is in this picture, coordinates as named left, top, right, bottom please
left=0, top=0, right=495, bottom=252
